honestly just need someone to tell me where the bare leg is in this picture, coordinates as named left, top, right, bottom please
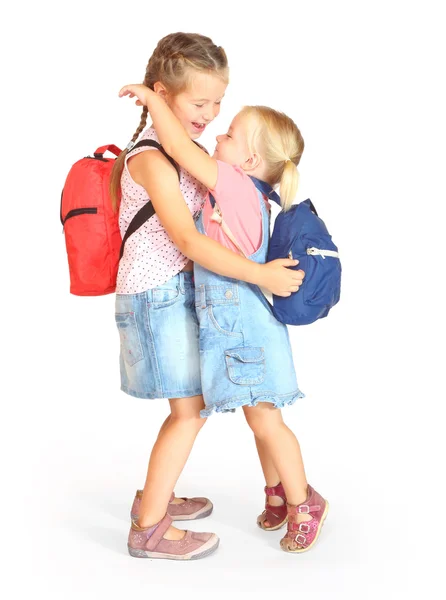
left=145, top=415, right=185, bottom=506
left=254, top=435, right=280, bottom=486
left=254, top=435, right=285, bottom=526
left=155, top=415, right=171, bottom=440
left=243, top=403, right=311, bottom=531
left=138, top=395, right=206, bottom=540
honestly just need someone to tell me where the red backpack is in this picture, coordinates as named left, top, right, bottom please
left=60, top=141, right=180, bottom=296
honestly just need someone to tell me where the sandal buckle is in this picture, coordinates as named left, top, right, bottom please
left=299, top=523, right=311, bottom=533
left=295, top=534, right=307, bottom=545
left=298, top=504, right=310, bottom=514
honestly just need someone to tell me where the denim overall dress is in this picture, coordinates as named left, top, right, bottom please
left=194, top=181, right=305, bottom=417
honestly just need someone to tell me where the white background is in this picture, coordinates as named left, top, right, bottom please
left=1, top=1, right=445, bottom=598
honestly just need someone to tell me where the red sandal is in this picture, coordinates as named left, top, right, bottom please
left=257, top=482, right=288, bottom=531
left=280, top=485, right=329, bottom=553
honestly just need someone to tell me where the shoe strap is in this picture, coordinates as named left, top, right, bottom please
left=287, top=504, right=321, bottom=527
left=135, top=490, right=175, bottom=503
left=145, top=514, right=173, bottom=551
left=264, top=482, right=285, bottom=498
left=298, top=503, right=321, bottom=514
left=288, top=521, right=313, bottom=533
left=264, top=503, right=287, bottom=518
left=287, top=485, right=322, bottom=515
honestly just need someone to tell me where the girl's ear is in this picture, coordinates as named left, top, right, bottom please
left=243, top=153, right=261, bottom=172
left=153, top=81, right=168, bottom=98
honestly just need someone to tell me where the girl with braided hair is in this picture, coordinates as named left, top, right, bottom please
left=111, top=33, right=304, bottom=560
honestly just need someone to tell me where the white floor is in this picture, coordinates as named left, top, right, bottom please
left=6, top=268, right=431, bottom=600
left=9, top=357, right=421, bottom=599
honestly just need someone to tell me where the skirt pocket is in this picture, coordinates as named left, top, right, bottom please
left=225, top=347, right=265, bottom=385
left=151, top=285, right=181, bottom=309
left=208, top=304, right=242, bottom=337
left=115, top=312, right=144, bottom=366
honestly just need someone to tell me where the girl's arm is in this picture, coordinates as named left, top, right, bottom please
left=119, top=84, right=218, bottom=190
left=127, top=150, right=302, bottom=296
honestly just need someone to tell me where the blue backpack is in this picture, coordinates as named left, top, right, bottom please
left=250, top=177, right=341, bottom=326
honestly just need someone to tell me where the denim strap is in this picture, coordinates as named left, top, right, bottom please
left=248, top=176, right=281, bottom=207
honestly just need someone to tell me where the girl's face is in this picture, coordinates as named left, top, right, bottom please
left=165, top=71, right=227, bottom=139
left=213, top=113, right=252, bottom=166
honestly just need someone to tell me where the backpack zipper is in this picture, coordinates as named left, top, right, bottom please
left=85, top=155, right=109, bottom=163
left=62, top=207, right=98, bottom=231
left=306, top=247, right=339, bottom=259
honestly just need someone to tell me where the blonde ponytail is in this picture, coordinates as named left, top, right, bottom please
left=279, top=160, right=300, bottom=211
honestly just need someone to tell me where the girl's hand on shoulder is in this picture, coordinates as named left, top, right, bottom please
left=259, top=259, right=305, bottom=297
left=119, top=84, right=154, bottom=107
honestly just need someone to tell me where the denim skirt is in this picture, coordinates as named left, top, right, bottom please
left=115, top=272, right=202, bottom=399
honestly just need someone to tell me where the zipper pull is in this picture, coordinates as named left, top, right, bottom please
left=307, top=247, right=326, bottom=259
left=307, top=247, right=339, bottom=259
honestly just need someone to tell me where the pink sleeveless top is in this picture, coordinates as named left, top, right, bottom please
left=116, top=127, right=208, bottom=294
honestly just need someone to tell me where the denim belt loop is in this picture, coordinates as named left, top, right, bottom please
left=179, top=272, right=185, bottom=294
left=200, top=284, right=206, bottom=308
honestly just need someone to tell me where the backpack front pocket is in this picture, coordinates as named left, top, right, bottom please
left=298, top=234, right=341, bottom=307
left=225, top=347, right=265, bottom=385
left=62, top=207, right=98, bottom=224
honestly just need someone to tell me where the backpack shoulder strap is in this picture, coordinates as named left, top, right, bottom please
left=249, top=176, right=281, bottom=207
left=119, top=140, right=180, bottom=260
left=128, top=139, right=181, bottom=178
left=302, top=198, right=318, bottom=216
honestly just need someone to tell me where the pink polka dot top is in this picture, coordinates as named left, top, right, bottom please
left=116, top=127, right=208, bottom=294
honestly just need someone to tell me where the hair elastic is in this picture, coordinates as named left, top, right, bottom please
left=126, top=140, right=136, bottom=152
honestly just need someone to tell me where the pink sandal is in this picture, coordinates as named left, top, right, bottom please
left=128, top=514, right=219, bottom=560
left=280, top=485, right=329, bottom=553
left=257, top=482, right=288, bottom=531
left=131, top=490, right=213, bottom=522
